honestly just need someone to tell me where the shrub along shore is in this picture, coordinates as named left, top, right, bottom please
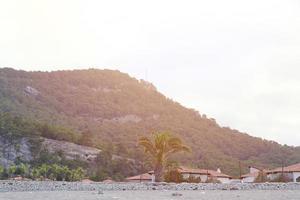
left=0, top=164, right=84, bottom=182
left=1, top=181, right=300, bottom=192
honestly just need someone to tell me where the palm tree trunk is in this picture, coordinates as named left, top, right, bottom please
left=154, top=164, right=164, bottom=182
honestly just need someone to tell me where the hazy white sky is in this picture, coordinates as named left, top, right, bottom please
left=0, top=0, right=300, bottom=146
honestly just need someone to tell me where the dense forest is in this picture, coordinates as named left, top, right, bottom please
left=0, top=68, right=300, bottom=177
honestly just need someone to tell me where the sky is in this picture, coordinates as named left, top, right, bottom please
left=0, top=0, right=300, bottom=146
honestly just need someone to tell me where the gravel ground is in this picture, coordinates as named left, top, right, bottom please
left=1, top=190, right=300, bottom=200
left=1, top=181, right=300, bottom=192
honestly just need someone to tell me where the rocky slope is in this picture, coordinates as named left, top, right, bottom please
left=0, top=136, right=101, bottom=166
left=0, top=136, right=32, bottom=167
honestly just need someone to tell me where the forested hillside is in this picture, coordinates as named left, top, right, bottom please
left=1, top=68, right=299, bottom=176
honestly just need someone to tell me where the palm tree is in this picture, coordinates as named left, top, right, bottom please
left=139, top=132, right=190, bottom=182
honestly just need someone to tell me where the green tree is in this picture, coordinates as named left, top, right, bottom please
left=8, top=165, right=17, bottom=177
left=48, top=164, right=70, bottom=181
left=31, top=168, right=41, bottom=180
left=70, top=167, right=84, bottom=181
left=164, top=169, right=183, bottom=183
left=15, top=163, right=29, bottom=177
left=38, top=164, right=50, bottom=180
left=139, top=132, right=190, bottom=182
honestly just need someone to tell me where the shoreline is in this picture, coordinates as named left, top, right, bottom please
left=1, top=181, right=300, bottom=192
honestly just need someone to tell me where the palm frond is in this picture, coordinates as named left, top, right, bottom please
left=154, top=132, right=169, bottom=151
left=139, top=137, right=156, bottom=157
left=138, top=131, right=191, bottom=182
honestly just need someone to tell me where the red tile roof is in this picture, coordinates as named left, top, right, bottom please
left=102, top=179, right=115, bottom=183
left=207, top=169, right=232, bottom=178
left=241, top=171, right=259, bottom=178
left=126, top=173, right=152, bottom=181
left=81, top=179, right=95, bottom=183
left=267, top=163, right=300, bottom=174
left=178, top=166, right=232, bottom=178
left=177, top=166, right=208, bottom=175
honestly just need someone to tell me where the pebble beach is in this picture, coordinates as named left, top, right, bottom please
left=1, top=190, right=300, bottom=200
left=1, top=181, right=300, bottom=200
left=1, top=181, right=300, bottom=192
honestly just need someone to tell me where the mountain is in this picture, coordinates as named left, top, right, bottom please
left=0, top=67, right=299, bottom=176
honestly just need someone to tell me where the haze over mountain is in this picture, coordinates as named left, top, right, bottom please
left=1, top=68, right=300, bottom=176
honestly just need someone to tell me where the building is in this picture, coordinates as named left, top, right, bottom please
left=177, top=166, right=232, bottom=183
left=126, top=172, right=154, bottom=183
left=176, top=166, right=208, bottom=181
left=81, top=178, right=95, bottom=183
left=207, top=169, right=232, bottom=183
left=241, top=166, right=261, bottom=183
left=102, top=178, right=115, bottom=183
left=126, top=167, right=232, bottom=183
left=266, top=163, right=300, bottom=182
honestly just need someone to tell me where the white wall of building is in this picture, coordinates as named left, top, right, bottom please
left=200, top=175, right=208, bottom=182
left=267, top=172, right=294, bottom=182
left=293, top=172, right=300, bottom=182
left=181, top=173, right=189, bottom=179
left=249, top=167, right=260, bottom=174
left=181, top=173, right=230, bottom=183
left=242, top=176, right=255, bottom=183
left=217, top=177, right=231, bottom=183
left=267, top=173, right=279, bottom=181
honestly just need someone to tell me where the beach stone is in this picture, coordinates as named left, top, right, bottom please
left=98, top=190, right=104, bottom=194
left=172, top=192, right=183, bottom=196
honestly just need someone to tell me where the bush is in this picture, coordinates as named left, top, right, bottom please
left=6, top=164, right=30, bottom=178
left=90, top=170, right=109, bottom=182
left=16, top=163, right=29, bottom=177
left=70, top=167, right=85, bottom=181
left=8, top=165, right=17, bottom=177
left=30, top=164, right=85, bottom=181
left=164, top=169, right=183, bottom=183
left=186, top=175, right=201, bottom=183
left=254, top=171, right=268, bottom=183
left=90, top=151, right=141, bottom=182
